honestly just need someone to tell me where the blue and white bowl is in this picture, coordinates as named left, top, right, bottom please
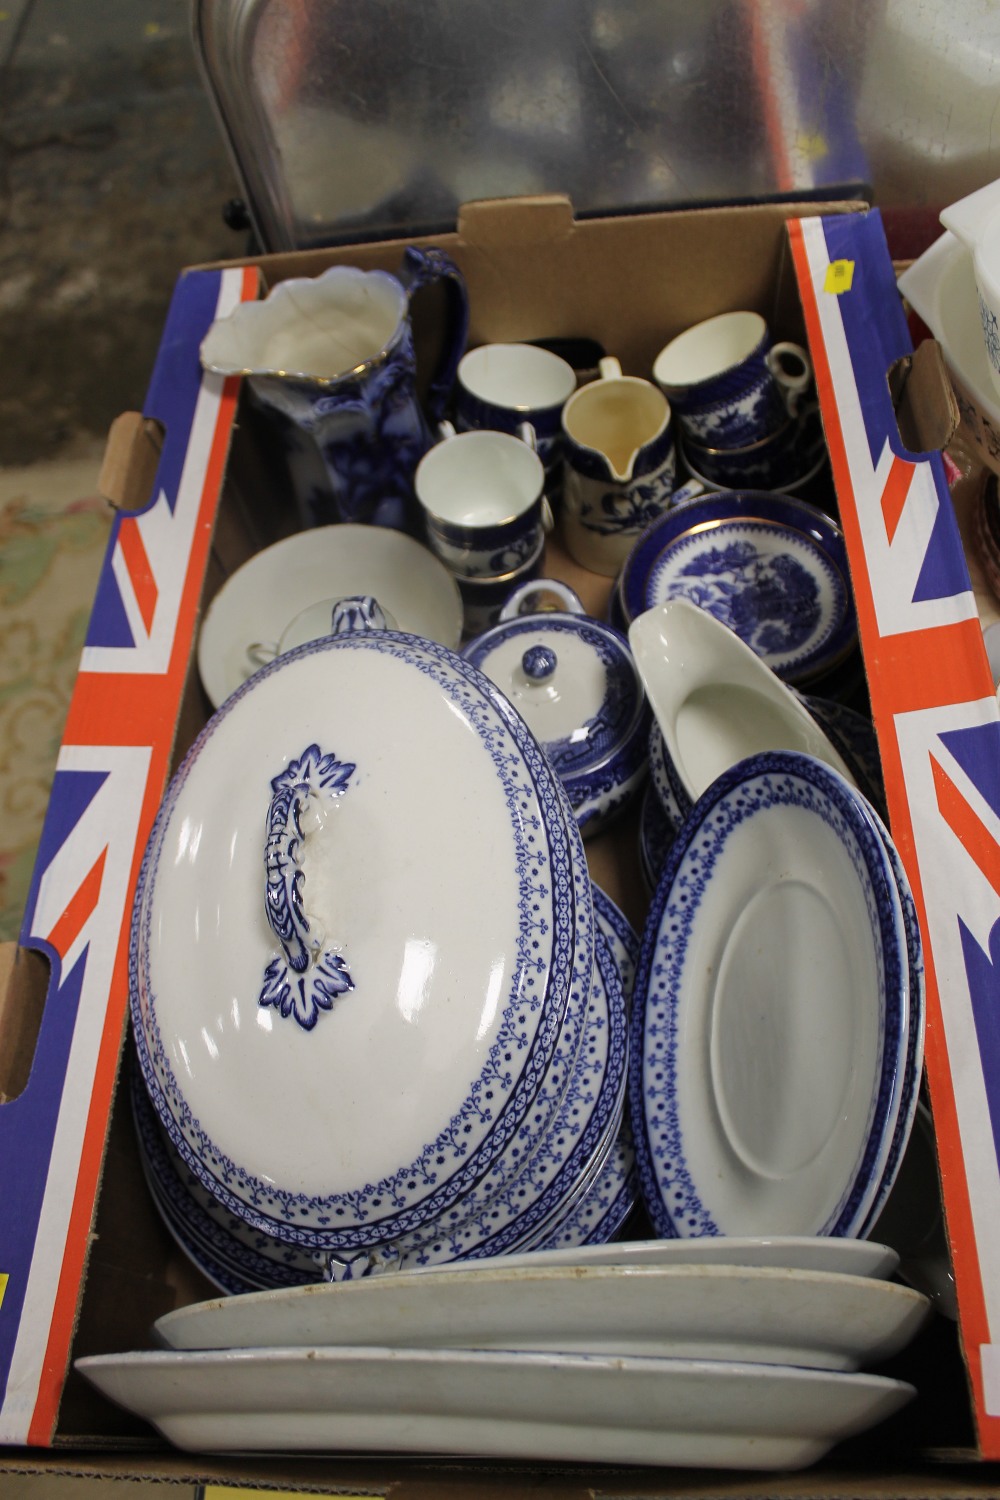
left=130, top=615, right=594, bottom=1256
left=629, top=750, right=914, bottom=1242
left=463, top=611, right=650, bottom=838
left=619, top=490, right=857, bottom=686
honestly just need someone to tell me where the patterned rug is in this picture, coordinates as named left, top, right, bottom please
left=0, top=446, right=112, bottom=942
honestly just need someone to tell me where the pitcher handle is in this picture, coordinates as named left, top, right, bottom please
left=398, top=246, right=470, bottom=424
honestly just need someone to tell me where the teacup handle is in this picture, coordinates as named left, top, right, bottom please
left=246, top=640, right=279, bottom=671
left=767, top=342, right=813, bottom=415
left=514, top=421, right=554, bottom=531
left=397, top=246, right=471, bottom=424
left=599, top=356, right=623, bottom=380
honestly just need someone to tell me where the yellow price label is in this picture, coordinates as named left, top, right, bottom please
left=0, top=1274, right=8, bottom=1311
left=825, top=259, right=855, bottom=295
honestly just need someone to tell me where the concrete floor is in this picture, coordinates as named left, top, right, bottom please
left=0, top=0, right=244, bottom=467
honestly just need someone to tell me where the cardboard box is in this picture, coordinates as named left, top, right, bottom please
left=1, top=194, right=995, bottom=1489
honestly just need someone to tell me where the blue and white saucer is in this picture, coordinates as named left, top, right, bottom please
left=630, top=751, right=912, bottom=1242
left=618, top=491, right=857, bottom=685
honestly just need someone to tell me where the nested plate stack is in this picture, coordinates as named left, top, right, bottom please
left=77, top=1234, right=928, bottom=1468
left=128, top=610, right=633, bottom=1291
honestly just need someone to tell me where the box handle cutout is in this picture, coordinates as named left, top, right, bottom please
left=0, top=944, right=51, bottom=1104
left=98, top=412, right=165, bottom=514
left=887, top=340, right=960, bottom=458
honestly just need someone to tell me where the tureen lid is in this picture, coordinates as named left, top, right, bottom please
left=462, top=614, right=649, bottom=808
left=130, top=623, right=586, bottom=1250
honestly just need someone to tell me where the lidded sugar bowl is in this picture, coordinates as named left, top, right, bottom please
left=462, top=596, right=650, bottom=837
left=129, top=599, right=592, bottom=1256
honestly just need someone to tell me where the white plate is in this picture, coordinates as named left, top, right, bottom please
left=153, top=1260, right=929, bottom=1372
left=430, top=1234, right=900, bottom=1278
left=197, top=524, right=464, bottom=708
left=631, top=750, right=911, bottom=1241
left=76, top=1344, right=914, bottom=1470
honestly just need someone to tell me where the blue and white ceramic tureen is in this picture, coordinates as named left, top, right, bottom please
left=462, top=612, right=650, bottom=837
left=130, top=601, right=594, bottom=1256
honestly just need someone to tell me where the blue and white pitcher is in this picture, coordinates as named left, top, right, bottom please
left=200, top=246, right=469, bottom=533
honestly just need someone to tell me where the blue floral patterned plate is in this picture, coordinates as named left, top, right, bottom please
left=630, top=750, right=912, bottom=1242
left=618, top=491, right=857, bottom=685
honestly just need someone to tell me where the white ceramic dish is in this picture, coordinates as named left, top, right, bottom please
left=75, top=1345, right=914, bottom=1469
left=629, top=597, right=857, bottom=811
left=428, top=1234, right=900, bottom=1279
left=898, top=229, right=1000, bottom=430
left=630, top=751, right=911, bottom=1241
left=154, top=1260, right=929, bottom=1372
left=855, top=801, right=927, bottom=1240
left=592, top=884, right=639, bottom=1006
left=133, top=626, right=590, bottom=1252
left=196, top=525, right=464, bottom=708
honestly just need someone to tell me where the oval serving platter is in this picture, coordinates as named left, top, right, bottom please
left=629, top=749, right=912, bottom=1243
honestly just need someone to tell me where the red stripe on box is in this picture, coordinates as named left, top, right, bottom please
left=116, top=516, right=158, bottom=636
left=45, top=848, right=107, bottom=962
left=880, top=454, right=914, bottom=545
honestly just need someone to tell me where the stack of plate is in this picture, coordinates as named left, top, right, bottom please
left=129, top=615, right=643, bottom=1290
left=76, top=1236, right=927, bottom=1467
left=629, top=748, right=925, bottom=1246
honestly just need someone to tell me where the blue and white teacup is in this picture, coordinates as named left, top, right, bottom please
left=560, top=357, right=676, bottom=577
left=680, top=404, right=826, bottom=493
left=415, top=422, right=551, bottom=578
left=652, top=310, right=811, bottom=452
left=454, top=342, right=577, bottom=488
left=457, top=535, right=547, bottom=638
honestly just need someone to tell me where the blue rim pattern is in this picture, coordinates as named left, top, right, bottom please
left=397, top=926, right=628, bottom=1268
left=618, top=492, right=856, bottom=684
left=131, top=628, right=588, bottom=1251
left=130, top=1056, right=320, bottom=1295
left=388, top=844, right=597, bottom=1263
left=534, top=1119, right=638, bottom=1251
left=592, top=885, right=640, bottom=1009
left=629, top=750, right=908, bottom=1242
left=857, top=809, right=926, bottom=1237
